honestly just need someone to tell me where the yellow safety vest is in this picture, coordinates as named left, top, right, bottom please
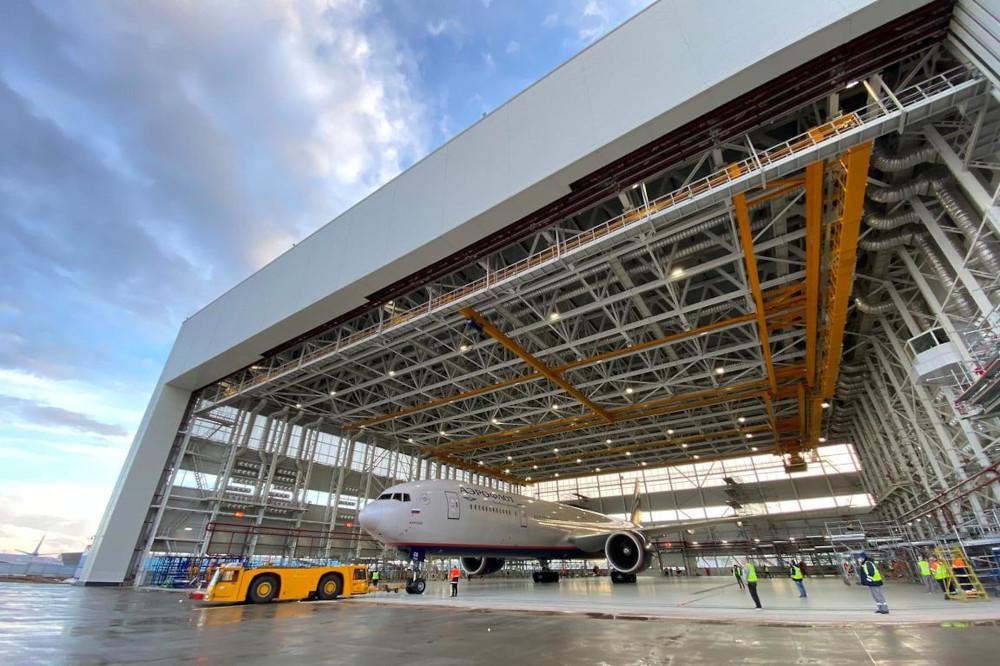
left=934, top=563, right=948, bottom=580
left=791, top=565, right=803, bottom=581
left=867, top=561, right=882, bottom=583
left=918, top=560, right=931, bottom=576
left=746, top=563, right=758, bottom=583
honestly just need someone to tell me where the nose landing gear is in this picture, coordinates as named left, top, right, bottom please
left=405, top=548, right=427, bottom=594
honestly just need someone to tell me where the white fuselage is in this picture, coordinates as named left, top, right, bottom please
left=358, top=479, right=634, bottom=560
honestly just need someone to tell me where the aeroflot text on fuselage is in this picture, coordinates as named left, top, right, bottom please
left=459, top=486, right=515, bottom=503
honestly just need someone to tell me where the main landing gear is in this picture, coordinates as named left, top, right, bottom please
left=532, top=560, right=560, bottom=583
left=610, top=570, right=637, bottom=584
left=405, top=548, right=427, bottom=594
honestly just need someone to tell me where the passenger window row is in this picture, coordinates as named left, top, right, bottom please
left=471, top=503, right=514, bottom=516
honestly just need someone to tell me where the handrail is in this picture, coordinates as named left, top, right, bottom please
left=205, top=66, right=982, bottom=408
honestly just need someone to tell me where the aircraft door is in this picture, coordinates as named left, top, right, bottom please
left=445, top=491, right=460, bottom=520
left=519, top=505, right=527, bottom=528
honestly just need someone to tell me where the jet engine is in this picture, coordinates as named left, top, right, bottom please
left=460, top=557, right=506, bottom=576
left=604, top=531, right=649, bottom=576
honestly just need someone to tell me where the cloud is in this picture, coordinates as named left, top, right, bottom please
left=542, top=13, right=559, bottom=27
left=0, top=481, right=113, bottom=553
left=426, top=18, right=463, bottom=38
left=0, top=0, right=430, bottom=555
left=0, top=396, right=128, bottom=438
left=506, top=40, right=520, bottom=55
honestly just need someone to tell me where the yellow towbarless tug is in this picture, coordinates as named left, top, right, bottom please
left=194, top=563, right=371, bottom=604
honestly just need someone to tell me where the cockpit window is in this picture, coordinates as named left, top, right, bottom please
left=376, top=492, right=411, bottom=502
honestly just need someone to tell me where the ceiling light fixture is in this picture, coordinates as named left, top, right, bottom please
left=548, top=312, right=560, bottom=321
left=745, top=433, right=753, bottom=439
left=460, top=344, right=469, bottom=352
left=821, top=401, right=831, bottom=409
left=818, top=437, right=827, bottom=443
left=670, top=266, right=684, bottom=279
left=737, top=416, right=746, bottom=423
left=715, top=367, right=725, bottom=375
left=625, top=387, right=634, bottom=395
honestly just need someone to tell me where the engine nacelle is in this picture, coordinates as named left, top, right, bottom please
left=460, top=557, right=506, bottom=576
left=604, top=531, right=650, bottom=575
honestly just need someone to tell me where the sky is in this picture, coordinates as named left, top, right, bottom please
left=0, top=0, right=652, bottom=554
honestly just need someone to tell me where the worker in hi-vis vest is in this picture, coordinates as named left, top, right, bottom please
left=932, top=557, right=950, bottom=598
left=917, top=557, right=934, bottom=593
left=789, top=560, right=807, bottom=598
left=742, top=557, right=762, bottom=609
left=857, top=552, right=889, bottom=614
left=449, top=565, right=461, bottom=598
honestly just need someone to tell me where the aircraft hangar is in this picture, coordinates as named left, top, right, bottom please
left=74, top=0, right=1000, bottom=652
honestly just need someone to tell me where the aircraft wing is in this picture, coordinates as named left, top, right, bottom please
left=638, top=515, right=744, bottom=539
left=569, top=514, right=744, bottom=551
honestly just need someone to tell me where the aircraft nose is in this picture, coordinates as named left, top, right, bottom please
left=358, top=503, right=383, bottom=537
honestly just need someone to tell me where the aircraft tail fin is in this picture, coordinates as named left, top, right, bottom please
left=628, top=479, right=643, bottom=526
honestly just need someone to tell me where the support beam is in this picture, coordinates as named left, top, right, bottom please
left=459, top=307, right=613, bottom=422
left=425, top=378, right=777, bottom=456
left=343, top=313, right=754, bottom=431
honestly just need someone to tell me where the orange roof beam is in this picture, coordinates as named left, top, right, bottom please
left=459, top=307, right=614, bottom=423
left=424, top=380, right=772, bottom=456
left=343, top=313, right=755, bottom=431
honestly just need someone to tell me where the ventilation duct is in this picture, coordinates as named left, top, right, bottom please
left=854, top=294, right=897, bottom=315
left=870, top=143, right=938, bottom=172
left=867, top=172, right=945, bottom=203
left=863, top=207, right=922, bottom=231
left=933, top=183, right=1000, bottom=276
left=857, top=229, right=976, bottom=319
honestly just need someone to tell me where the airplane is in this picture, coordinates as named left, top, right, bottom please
left=358, top=478, right=729, bottom=594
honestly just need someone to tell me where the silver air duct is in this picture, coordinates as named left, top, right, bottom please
left=870, top=143, right=938, bottom=172
left=854, top=294, right=897, bottom=315
left=933, top=183, right=1000, bottom=276
left=857, top=229, right=976, bottom=318
left=863, top=208, right=922, bottom=231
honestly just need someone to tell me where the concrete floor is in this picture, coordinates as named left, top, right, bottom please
left=356, top=575, right=1000, bottom=625
left=1, top=580, right=998, bottom=665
